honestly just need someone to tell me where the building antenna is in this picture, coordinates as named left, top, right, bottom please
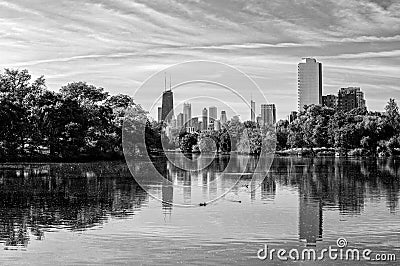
left=164, top=72, right=167, bottom=92
left=169, top=74, right=172, bottom=91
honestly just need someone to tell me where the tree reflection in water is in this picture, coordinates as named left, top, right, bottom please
left=0, top=157, right=399, bottom=249
left=0, top=162, right=147, bottom=249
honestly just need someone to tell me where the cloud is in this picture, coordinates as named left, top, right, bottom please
left=0, top=0, right=399, bottom=119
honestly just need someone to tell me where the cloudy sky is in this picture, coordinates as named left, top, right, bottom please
left=1, top=0, right=400, bottom=120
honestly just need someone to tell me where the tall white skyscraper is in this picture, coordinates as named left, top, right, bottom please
left=298, top=58, right=322, bottom=112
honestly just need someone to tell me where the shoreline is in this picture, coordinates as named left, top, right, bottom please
left=1, top=150, right=399, bottom=164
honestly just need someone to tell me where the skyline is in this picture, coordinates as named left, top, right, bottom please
left=159, top=89, right=277, bottom=128
left=1, top=0, right=400, bottom=119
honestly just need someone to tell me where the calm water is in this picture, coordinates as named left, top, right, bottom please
left=0, top=156, right=399, bottom=265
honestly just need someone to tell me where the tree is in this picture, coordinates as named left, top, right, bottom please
left=179, top=133, right=198, bottom=153
left=384, top=98, right=400, bottom=133
left=218, top=129, right=231, bottom=153
left=276, top=120, right=289, bottom=150
left=60, top=82, right=109, bottom=106
left=198, top=132, right=219, bottom=153
left=0, top=99, right=25, bottom=158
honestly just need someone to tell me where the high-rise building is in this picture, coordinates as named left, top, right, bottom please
left=202, top=108, right=208, bottom=130
left=256, top=115, right=262, bottom=125
left=183, top=103, right=192, bottom=127
left=220, top=111, right=227, bottom=124
left=298, top=58, right=322, bottom=112
left=338, top=87, right=366, bottom=112
left=177, top=113, right=184, bottom=128
left=209, top=106, right=217, bottom=123
left=322, top=95, right=338, bottom=109
left=261, top=104, right=276, bottom=126
left=251, top=100, right=256, bottom=122
left=214, top=120, right=221, bottom=131
left=161, top=90, right=174, bottom=123
left=192, top=117, right=199, bottom=131
left=157, top=107, right=162, bottom=123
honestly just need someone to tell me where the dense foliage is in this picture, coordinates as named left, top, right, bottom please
left=175, top=121, right=276, bottom=155
left=0, top=69, right=157, bottom=161
left=276, top=103, right=400, bottom=156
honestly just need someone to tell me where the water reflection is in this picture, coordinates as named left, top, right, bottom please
left=0, top=156, right=399, bottom=251
left=271, top=157, right=400, bottom=245
left=0, top=163, right=147, bottom=249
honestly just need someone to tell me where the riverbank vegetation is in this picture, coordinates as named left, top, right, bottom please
left=173, top=101, right=400, bottom=157
left=277, top=103, right=400, bottom=157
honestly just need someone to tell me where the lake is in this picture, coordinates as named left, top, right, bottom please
left=0, top=156, right=399, bottom=265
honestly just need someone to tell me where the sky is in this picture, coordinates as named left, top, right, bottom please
left=1, top=0, right=400, bottom=120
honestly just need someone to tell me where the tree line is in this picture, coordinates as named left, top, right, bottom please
left=0, top=69, right=147, bottom=161
left=173, top=102, right=400, bottom=157
left=276, top=103, right=400, bottom=156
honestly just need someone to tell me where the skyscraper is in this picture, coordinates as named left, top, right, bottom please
left=256, top=115, right=262, bottom=125
left=214, top=120, right=221, bottom=131
left=209, top=106, right=217, bottom=123
left=161, top=90, right=174, bottom=123
left=157, top=107, right=162, bottom=123
left=220, top=111, right=227, bottom=124
left=183, top=103, right=192, bottom=127
left=202, top=108, right=208, bottom=130
left=177, top=113, right=184, bottom=128
left=298, top=58, right=322, bottom=112
left=338, top=87, right=366, bottom=112
left=251, top=100, right=256, bottom=122
left=261, top=104, right=276, bottom=126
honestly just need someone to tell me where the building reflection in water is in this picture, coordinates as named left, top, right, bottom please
left=261, top=175, right=276, bottom=201
left=270, top=157, right=400, bottom=245
left=299, top=196, right=323, bottom=246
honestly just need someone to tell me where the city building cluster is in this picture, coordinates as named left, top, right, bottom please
left=157, top=85, right=276, bottom=133
left=157, top=57, right=367, bottom=128
left=293, top=58, right=367, bottom=122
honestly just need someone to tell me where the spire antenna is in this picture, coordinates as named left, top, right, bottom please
left=170, top=74, right=172, bottom=91
left=164, top=72, right=167, bottom=92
